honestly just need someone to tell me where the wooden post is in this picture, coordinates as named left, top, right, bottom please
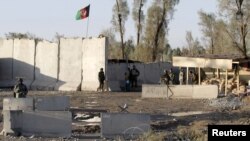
left=237, top=66, right=240, bottom=94
left=198, top=67, right=201, bottom=85
left=186, top=67, right=189, bottom=85
left=225, top=69, right=228, bottom=96
left=216, top=68, right=219, bottom=78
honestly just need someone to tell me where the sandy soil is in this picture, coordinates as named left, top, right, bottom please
left=0, top=90, right=249, bottom=141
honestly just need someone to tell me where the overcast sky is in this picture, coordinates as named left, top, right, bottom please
left=0, top=0, right=217, bottom=48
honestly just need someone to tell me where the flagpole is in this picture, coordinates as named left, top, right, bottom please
left=86, top=16, right=90, bottom=38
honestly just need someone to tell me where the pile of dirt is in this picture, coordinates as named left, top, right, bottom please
left=202, top=77, right=247, bottom=94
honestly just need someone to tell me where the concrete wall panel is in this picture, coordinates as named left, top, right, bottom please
left=13, top=39, right=35, bottom=87
left=142, top=84, right=218, bottom=99
left=142, top=84, right=168, bottom=98
left=169, top=85, right=193, bottom=98
left=81, top=37, right=107, bottom=91
left=0, top=39, right=13, bottom=80
left=101, top=113, right=150, bottom=139
left=22, top=111, right=72, bottom=138
left=35, top=96, right=70, bottom=111
left=0, top=39, right=14, bottom=87
left=31, top=41, right=58, bottom=90
left=193, top=85, right=218, bottom=99
left=144, top=63, right=161, bottom=84
left=3, top=98, right=34, bottom=111
left=55, top=38, right=82, bottom=91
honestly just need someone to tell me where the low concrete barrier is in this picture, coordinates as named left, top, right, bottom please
left=3, top=98, right=34, bottom=111
left=101, top=113, right=150, bottom=139
left=22, top=111, right=72, bottom=138
left=142, top=84, right=218, bottom=99
left=35, top=96, right=70, bottom=111
left=2, top=96, right=72, bottom=137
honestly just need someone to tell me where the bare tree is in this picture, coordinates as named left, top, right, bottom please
left=111, top=0, right=129, bottom=59
left=132, top=0, right=147, bottom=45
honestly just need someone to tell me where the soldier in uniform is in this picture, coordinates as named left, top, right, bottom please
left=190, top=70, right=198, bottom=85
left=130, top=65, right=140, bottom=88
left=13, top=78, right=28, bottom=98
left=98, top=68, right=105, bottom=92
left=160, top=70, right=170, bottom=85
left=169, top=68, right=175, bottom=85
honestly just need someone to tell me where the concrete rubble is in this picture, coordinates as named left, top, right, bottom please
left=209, top=94, right=244, bottom=110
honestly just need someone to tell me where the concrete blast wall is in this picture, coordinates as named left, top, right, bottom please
left=55, top=38, right=82, bottom=91
left=107, top=62, right=172, bottom=91
left=13, top=39, right=35, bottom=88
left=82, top=37, right=107, bottom=91
left=0, top=39, right=14, bottom=87
left=31, top=41, right=58, bottom=90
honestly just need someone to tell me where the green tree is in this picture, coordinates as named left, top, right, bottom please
left=132, top=0, right=147, bottom=45
left=185, top=31, right=205, bottom=56
left=111, top=0, right=130, bottom=59
left=5, top=32, right=42, bottom=41
left=101, top=28, right=121, bottom=59
left=198, top=10, right=217, bottom=54
left=172, top=47, right=181, bottom=56
left=144, top=0, right=179, bottom=62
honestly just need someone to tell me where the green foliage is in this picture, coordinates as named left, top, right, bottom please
left=111, top=0, right=130, bottom=34
left=5, top=32, right=43, bottom=41
left=144, top=0, right=179, bottom=61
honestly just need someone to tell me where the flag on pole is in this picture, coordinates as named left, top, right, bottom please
left=76, top=5, right=90, bottom=20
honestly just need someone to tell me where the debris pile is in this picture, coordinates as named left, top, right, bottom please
left=201, top=77, right=246, bottom=94
left=209, top=95, right=243, bottom=110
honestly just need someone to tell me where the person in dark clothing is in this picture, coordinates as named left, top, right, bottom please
left=160, top=70, right=170, bottom=85
left=130, top=65, right=140, bottom=88
left=13, top=78, right=28, bottom=98
left=98, top=68, right=105, bottom=92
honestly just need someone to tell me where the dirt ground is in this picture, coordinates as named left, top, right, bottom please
left=0, top=90, right=249, bottom=141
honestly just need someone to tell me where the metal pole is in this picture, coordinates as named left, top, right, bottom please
left=86, top=17, right=90, bottom=38
left=186, top=67, right=189, bottom=85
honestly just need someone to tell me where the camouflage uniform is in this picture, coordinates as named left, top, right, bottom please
left=13, top=78, right=28, bottom=98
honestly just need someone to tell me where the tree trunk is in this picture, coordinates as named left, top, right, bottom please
left=241, top=21, right=247, bottom=58
left=116, top=0, right=125, bottom=59
left=137, top=0, right=143, bottom=46
left=152, top=2, right=166, bottom=62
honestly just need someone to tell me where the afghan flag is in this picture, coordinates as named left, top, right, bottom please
left=76, top=5, right=90, bottom=20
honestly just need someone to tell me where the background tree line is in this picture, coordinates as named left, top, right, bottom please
left=103, top=0, right=250, bottom=62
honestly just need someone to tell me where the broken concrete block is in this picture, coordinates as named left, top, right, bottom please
left=3, top=98, right=34, bottom=111
left=101, top=113, right=150, bottom=139
left=35, top=96, right=70, bottom=111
